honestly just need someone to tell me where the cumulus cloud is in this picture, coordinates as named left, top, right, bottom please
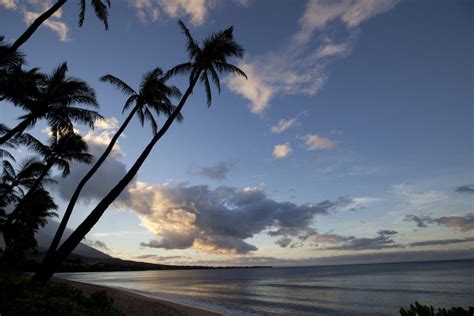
left=271, top=117, right=298, bottom=134
left=404, top=213, right=474, bottom=232
left=1, top=1, right=70, bottom=41
left=52, top=117, right=129, bottom=203
left=301, top=134, right=337, bottom=150
left=191, top=161, right=234, bottom=180
left=226, top=0, right=399, bottom=113
left=273, top=142, right=292, bottom=159
left=455, top=185, right=474, bottom=194
left=130, top=0, right=218, bottom=26
left=116, top=183, right=348, bottom=255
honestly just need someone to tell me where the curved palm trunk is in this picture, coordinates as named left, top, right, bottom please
left=32, top=75, right=200, bottom=284
left=4, top=160, right=54, bottom=227
left=43, top=105, right=140, bottom=262
left=10, top=0, right=67, bottom=52
left=0, top=119, right=31, bottom=145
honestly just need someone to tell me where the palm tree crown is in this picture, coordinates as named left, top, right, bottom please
left=167, top=20, right=247, bottom=106
left=100, top=67, right=182, bottom=134
left=0, top=62, right=102, bottom=145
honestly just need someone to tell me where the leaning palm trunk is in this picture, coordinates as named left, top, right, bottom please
left=32, top=74, right=200, bottom=284
left=0, top=119, right=31, bottom=145
left=10, top=0, right=67, bottom=52
left=43, top=104, right=140, bottom=261
left=4, top=160, right=54, bottom=227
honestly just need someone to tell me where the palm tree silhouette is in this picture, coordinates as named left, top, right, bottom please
left=0, top=37, right=23, bottom=70
left=5, top=133, right=92, bottom=227
left=44, top=68, right=182, bottom=260
left=33, top=20, right=247, bottom=283
left=9, top=0, right=111, bottom=52
left=0, top=62, right=101, bottom=145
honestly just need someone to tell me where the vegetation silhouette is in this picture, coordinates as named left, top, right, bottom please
left=9, top=0, right=111, bottom=52
left=43, top=67, right=182, bottom=265
left=32, top=20, right=247, bottom=284
left=0, top=62, right=101, bottom=145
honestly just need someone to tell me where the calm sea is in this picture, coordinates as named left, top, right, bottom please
left=57, top=259, right=474, bottom=315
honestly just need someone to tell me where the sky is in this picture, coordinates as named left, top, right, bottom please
left=1, top=0, right=473, bottom=266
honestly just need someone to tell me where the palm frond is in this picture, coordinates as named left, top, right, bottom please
left=101, top=74, right=136, bottom=96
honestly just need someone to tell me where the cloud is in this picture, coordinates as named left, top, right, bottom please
left=52, top=117, right=130, bottom=203
left=129, top=0, right=218, bottom=26
left=409, top=237, right=474, bottom=247
left=226, top=0, right=399, bottom=113
left=301, top=134, right=337, bottom=150
left=295, top=0, right=399, bottom=43
left=116, top=182, right=347, bottom=255
left=392, top=184, right=446, bottom=208
left=84, top=239, right=110, bottom=252
left=404, top=213, right=474, bottom=232
left=455, top=185, right=474, bottom=194
left=271, top=117, right=298, bottom=134
left=273, top=142, right=292, bottom=159
left=134, top=254, right=190, bottom=262
left=22, top=9, right=69, bottom=41
left=0, top=0, right=17, bottom=10
left=191, top=161, right=234, bottom=180
left=226, top=62, right=273, bottom=114
left=322, top=230, right=400, bottom=251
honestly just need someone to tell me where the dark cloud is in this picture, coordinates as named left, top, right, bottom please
left=404, top=213, right=474, bottom=231
left=117, top=183, right=350, bottom=254
left=85, top=239, right=110, bottom=252
left=191, top=161, right=234, bottom=180
left=323, top=230, right=401, bottom=251
left=409, top=237, right=474, bottom=247
left=51, top=137, right=130, bottom=203
left=455, top=185, right=474, bottom=194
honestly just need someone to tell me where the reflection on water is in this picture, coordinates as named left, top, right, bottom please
left=57, top=259, right=474, bottom=315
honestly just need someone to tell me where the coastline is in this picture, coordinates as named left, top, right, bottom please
left=55, top=278, right=223, bottom=316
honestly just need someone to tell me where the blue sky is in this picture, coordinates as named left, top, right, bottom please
left=1, top=0, right=473, bottom=265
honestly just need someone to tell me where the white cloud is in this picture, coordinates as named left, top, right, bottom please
left=226, top=62, right=273, bottom=114
left=273, top=142, right=292, bottom=159
left=295, top=0, right=399, bottom=43
left=226, top=0, right=399, bottom=114
left=302, top=134, right=337, bottom=150
left=392, top=184, right=446, bottom=208
left=271, top=117, right=298, bottom=134
left=0, top=0, right=17, bottom=10
left=129, top=0, right=217, bottom=26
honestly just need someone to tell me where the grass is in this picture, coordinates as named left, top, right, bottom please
left=0, top=272, right=123, bottom=316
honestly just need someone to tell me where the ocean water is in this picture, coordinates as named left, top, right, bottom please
left=57, top=260, right=474, bottom=315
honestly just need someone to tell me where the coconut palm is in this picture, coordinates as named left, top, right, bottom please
left=9, top=0, right=111, bottom=52
left=33, top=20, right=247, bottom=283
left=0, top=36, right=24, bottom=70
left=44, top=68, right=182, bottom=259
left=0, top=62, right=101, bottom=145
left=5, top=133, right=92, bottom=227
left=0, top=157, right=49, bottom=211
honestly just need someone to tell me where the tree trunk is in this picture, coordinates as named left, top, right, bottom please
left=10, top=0, right=67, bottom=52
left=0, top=119, right=31, bottom=145
left=43, top=105, right=140, bottom=262
left=4, top=159, right=54, bottom=227
left=32, top=75, right=200, bottom=284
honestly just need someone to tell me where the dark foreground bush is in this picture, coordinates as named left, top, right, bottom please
left=400, top=301, right=472, bottom=316
left=0, top=273, right=123, bottom=316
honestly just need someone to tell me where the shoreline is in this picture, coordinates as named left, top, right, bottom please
left=55, top=278, right=223, bottom=316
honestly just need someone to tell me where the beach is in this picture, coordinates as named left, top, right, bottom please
left=57, top=278, right=222, bottom=316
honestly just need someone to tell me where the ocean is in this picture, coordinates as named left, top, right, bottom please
left=57, top=259, right=474, bottom=315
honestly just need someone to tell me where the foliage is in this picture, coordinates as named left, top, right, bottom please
left=0, top=273, right=123, bottom=316
left=400, top=301, right=471, bottom=316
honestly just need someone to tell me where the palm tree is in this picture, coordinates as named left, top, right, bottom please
left=44, top=68, right=182, bottom=259
left=0, top=157, right=49, bottom=211
left=0, top=37, right=24, bottom=70
left=0, top=62, right=101, bottom=145
left=5, top=133, right=92, bottom=227
left=1, top=187, right=57, bottom=264
left=33, top=20, right=247, bottom=284
left=9, top=0, right=111, bottom=52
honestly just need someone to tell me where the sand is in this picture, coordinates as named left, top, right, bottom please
left=56, top=278, right=223, bottom=316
